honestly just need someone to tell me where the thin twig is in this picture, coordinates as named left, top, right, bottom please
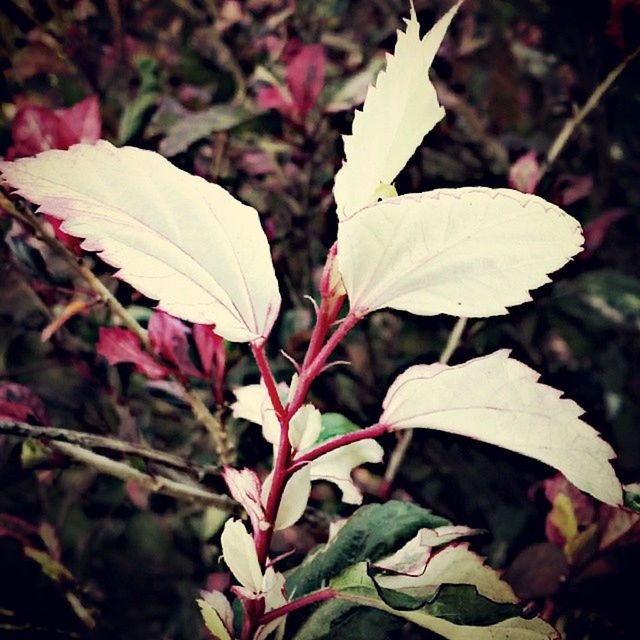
left=0, top=193, right=233, bottom=463
left=542, top=43, right=640, bottom=175
left=0, top=420, right=219, bottom=477
left=381, top=317, right=468, bottom=498
left=49, top=441, right=236, bottom=511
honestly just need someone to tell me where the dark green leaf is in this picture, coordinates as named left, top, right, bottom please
left=286, top=501, right=450, bottom=596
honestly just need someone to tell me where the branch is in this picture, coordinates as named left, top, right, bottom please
left=258, top=588, right=336, bottom=626
left=48, top=441, right=237, bottom=511
left=0, top=420, right=219, bottom=477
left=0, top=193, right=233, bottom=464
left=292, top=423, right=389, bottom=468
left=542, top=43, right=640, bottom=174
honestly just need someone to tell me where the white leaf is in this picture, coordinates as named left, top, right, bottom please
left=338, top=188, right=583, bottom=318
left=288, top=404, right=322, bottom=451
left=198, top=590, right=234, bottom=640
left=374, top=525, right=481, bottom=576
left=380, top=350, right=622, bottom=505
left=0, top=141, right=280, bottom=342
left=333, top=2, right=461, bottom=219
left=262, top=467, right=312, bottom=531
left=197, top=597, right=232, bottom=640
left=220, top=518, right=263, bottom=593
left=308, top=440, right=384, bottom=504
left=377, top=544, right=519, bottom=602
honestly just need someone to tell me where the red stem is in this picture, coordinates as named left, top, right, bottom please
left=251, top=343, right=291, bottom=566
left=301, top=294, right=346, bottom=371
left=287, top=311, right=361, bottom=417
left=258, top=588, right=336, bottom=626
left=291, top=423, right=389, bottom=468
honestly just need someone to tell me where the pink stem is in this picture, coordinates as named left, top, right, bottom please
left=301, top=294, right=346, bottom=371
left=250, top=343, right=291, bottom=566
left=287, top=311, right=361, bottom=417
left=291, top=423, right=390, bottom=468
left=259, top=588, right=336, bottom=626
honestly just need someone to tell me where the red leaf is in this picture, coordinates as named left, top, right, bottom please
left=580, top=208, right=628, bottom=259
left=9, top=105, right=74, bottom=159
left=193, top=324, right=226, bottom=403
left=0, top=383, right=49, bottom=424
left=55, top=95, right=102, bottom=144
left=256, top=85, right=293, bottom=116
left=149, top=311, right=201, bottom=377
left=286, top=44, right=326, bottom=120
left=97, top=327, right=170, bottom=380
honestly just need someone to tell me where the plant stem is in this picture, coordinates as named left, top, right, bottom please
left=287, top=311, right=361, bottom=417
left=292, top=423, right=389, bottom=468
left=48, top=441, right=236, bottom=510
left=251, top=342, right=291, bottom=565
left=542, top=43, right=640, bottom=174
left=0, top=193, right=233, bottom=463
left=258, top=588, right=336, bottom=626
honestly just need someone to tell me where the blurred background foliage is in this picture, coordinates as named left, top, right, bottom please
left=0, top=0, right=639, bottom=638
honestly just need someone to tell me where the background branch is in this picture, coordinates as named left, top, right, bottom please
left=0, top=193, right=233, bottom=463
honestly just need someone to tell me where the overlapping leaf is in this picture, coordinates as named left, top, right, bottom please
left=0, top=141, right=281, bottom=342
left=379, top=350, right=622, bottom=505
left=338, top=188, right=583, bottom=318
left=333, top=2, right=461, bottom=219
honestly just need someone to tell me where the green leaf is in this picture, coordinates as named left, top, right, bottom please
left=373, top=581, right=522, bottom=625
left=555, top=269, right=640, bottom=330
left=623, top=483, right=640, bottom=513
left=326, top=564, right=556, bottom=640
left=159, top=104, right=254, bottom=156
left=293, top=600, right=402, bottom=640
left=286, top=501, right=450, bottom=596
left=118, top=57, right=160, bottom=143
left=316, top=412, right=360, bottom=444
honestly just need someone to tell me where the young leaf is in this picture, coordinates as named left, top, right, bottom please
left=333, top=2, right=461, bottom=219
left=148, top=311, right=201, bottom=377
left=379, top=350, right=622, bottom=505
left=220, top=518, right=263, bottom=594
left=0, top=141, right=281, bottom=342
left=338, top=188, right=583, bottom=318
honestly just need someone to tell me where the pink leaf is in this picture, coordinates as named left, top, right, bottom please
left=97, top=327, right=170, bottom=380
left=148, top=311, right=201, bottom=377
left=9, top=105, right=74, bottom=158
left=508, top=150, right=541, bottom=194
left=256, top=86, right=293, bottom=116
left=286, top=44, right=326, bottom=119
left=0, top=383, right=49, bottom=424
left=55, top=95, right=102, bottom=144
left=43, top=214, right=83, bottom=255
left=580, top=208, right=628, bottom=259
left=192, top=324, right=226, bottom=393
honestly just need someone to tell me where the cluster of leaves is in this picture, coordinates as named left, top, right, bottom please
left=1, top=1, right=640, bottom=639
